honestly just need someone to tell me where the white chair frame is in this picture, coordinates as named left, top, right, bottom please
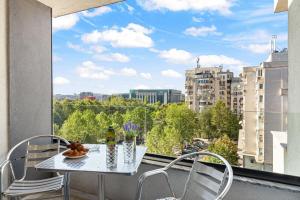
left=136, top=152, right=233, bottom=200
left=0, top=135, right=70, bottom=200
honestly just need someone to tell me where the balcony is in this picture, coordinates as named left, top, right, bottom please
left=2, top=153, right=300, bottom=200
left=2, top=0, right=300, bottom=199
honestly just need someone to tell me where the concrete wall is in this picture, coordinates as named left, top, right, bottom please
left=286, top=0, right=300, bottom=176
left=264, top=61, right=288, bottom=167
left=272, top=131, right=287, bottom=173
left=242, top=67, right=257, bottom=156
left=70, top=163, right=300, bottom=200
left=8, top=0, right=52, bottom=178
left=0, top=0, right=8, bottom=163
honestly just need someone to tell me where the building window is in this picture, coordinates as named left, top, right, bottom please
left=257, top=69, right=263, bottom=77
left=259, top=95, right=263, bottom=102
left=259, top=135, right=263, bottom=142
left=259, top=84, right=263, bottom=89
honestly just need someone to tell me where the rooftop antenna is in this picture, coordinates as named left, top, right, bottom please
left=271, top=35, right=277, bottom=53
left=196, top=57, right=200, bottom=68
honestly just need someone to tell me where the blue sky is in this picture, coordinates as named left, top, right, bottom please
left=52, top=0, right=287, bottom=95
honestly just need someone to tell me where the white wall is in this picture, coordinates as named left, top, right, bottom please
left=272, top=131, right=287, bottom=173
left=0, top=0, right=8, bottom=162
left=286, top=0, right=300, bottom=176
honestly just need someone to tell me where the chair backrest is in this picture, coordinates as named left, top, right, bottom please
left=6, top=135, right=69, bottom=181
left=180, top=152, right=233, bottom=200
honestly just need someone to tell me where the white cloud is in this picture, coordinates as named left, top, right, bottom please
left=52, top=14, right=79, bottom=32
left=76, top=61, right=115, bottom=80
left=135, top=84, right=150, bottom=89
left=192, top=17, right=204, bottom=23
left=137, top=0, right=235, bottom=15
left=197, top=55, right=244, bottom=66
left=159, top=48, right=193, bottom=65
left=196, top=55, right=246, bottom=75
left=235, top=4, right=287, bottom=25
left=120, top=68, right=137, bottom=76
left=125, top=3, right=135, bottom=14
left=224, top=30, right=287, bottom=44
left=94, top=53, right=130, bottom=63
left=140, top=72, right=152, bottom=80
left=81, top=6, right=112, bottom=17
left=184, top=25, right=222, bottom=37
left=53, top=55, right=62, bottom=62
left=242, top=43, right=270, bottom=54
left=67, top=42, right=92, bottom=53
left=161, top=69, right=182, bottom=78
left=224, top=30, right=287, bottom=53
left=81, top=23, right=153, bottom=48
left=53, top=77, right=70, bottom=85
left=90, top=45, right=107, bottom=53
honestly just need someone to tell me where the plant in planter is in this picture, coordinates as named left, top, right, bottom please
left=123, top=122, right=140, bottom=163
left=123, top=122, right=140, bottom=141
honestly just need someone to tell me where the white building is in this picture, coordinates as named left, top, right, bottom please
left=231, top=77, right=243, bottom=118
left=239, top=51, right=288, bottom=172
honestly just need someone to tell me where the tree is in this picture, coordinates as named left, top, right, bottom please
left=165, top=104, right=197, bottom=144
left=205, top=135, right=239, bottom=165
left=198, top=100, right=241, bottom=140
left=146, top=104, right=197, bottom=156
left=59, top=110, right=99, bottom=142
left=96, top=112, right=112, bottom=139
left=197, top=108, right=213, bottom=139
left=111, top=111, right=124, bottom=139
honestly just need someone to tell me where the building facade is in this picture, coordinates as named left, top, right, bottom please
left=231, top=77, right=243, bottom=118
left=79, top=92, right=94, bottom=99
left=129, top=89, right=183, bottom=104
left=238, top=51, right=288, bottom=172
left=185, top=66, right=234, bottom=112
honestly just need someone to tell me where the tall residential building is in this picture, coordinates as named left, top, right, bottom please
left=231, top=77, right=243, bottom=117
left=185, top=66, right=234, bottom=112
left=238, top=51, right=288, bottom=172
left=129, top=89, right=183, bottom=104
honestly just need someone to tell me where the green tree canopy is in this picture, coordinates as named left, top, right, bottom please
left=198, top=100, right=241, bottom=140
left=205, top=135, right=239, bottom=165
left=59, top=110, right=99, bottom=142
left=146, top=104, right=197, bottom=156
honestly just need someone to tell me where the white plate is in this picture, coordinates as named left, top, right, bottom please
left=64, top=154, right=86, bottom=159
left=63, top=154, right=87, bottom=159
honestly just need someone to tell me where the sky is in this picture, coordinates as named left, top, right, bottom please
left=52, top=0, right=288, bottom=95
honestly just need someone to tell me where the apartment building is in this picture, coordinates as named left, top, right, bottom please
left=231, top=77, right=243, bottom=118
left=185, top=66, right=234, bottom=112
left=238, top=50, right=288, bottom=172
left=129, top=89, right=183, bottom=104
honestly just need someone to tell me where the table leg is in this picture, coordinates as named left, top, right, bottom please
left=64, top=172, right=70, bottom=200
left=98, top=174, right=105, bottom=200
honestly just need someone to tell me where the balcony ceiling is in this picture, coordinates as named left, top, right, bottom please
left=36, top=0, right=123, bottom=17
left=274, top=0, right=288, bottom=13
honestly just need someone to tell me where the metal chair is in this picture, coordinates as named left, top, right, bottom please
left=136, top=152, right=233, bottom=200
left=0, top=135, right=70, bottom=200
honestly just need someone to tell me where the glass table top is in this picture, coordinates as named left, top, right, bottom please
left=35, top=144, right=147, bottom=175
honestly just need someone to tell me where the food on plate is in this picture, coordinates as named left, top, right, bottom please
left=63, top=142, right=89, bottom=157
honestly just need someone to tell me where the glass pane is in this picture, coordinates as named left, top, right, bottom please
left=52, top=1, right=289, bottom=176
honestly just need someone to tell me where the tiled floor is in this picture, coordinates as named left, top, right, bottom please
left=21, top=192, right=83, bottom=200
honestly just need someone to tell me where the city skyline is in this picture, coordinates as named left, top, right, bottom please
left=53, top=0, right=287, bottom=95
